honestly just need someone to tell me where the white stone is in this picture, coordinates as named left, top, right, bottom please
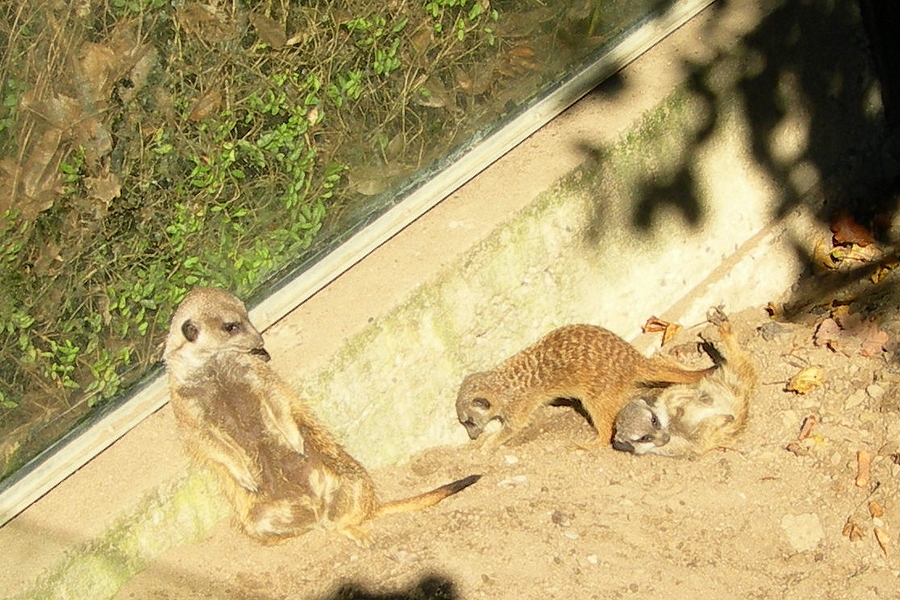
left=780, top=513, right=824, bottom=553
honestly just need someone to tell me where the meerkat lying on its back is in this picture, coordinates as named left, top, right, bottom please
left=612, top=310, right=756, bottom=457
left=164, top=288, right=479, bottom=545
left=456, top=324, right=716, bottom=450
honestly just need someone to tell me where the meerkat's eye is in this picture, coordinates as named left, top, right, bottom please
left=637, top=434, right=654, bottom=443
left=471, top=397, right=491, bottom=410
left=650, top=413, right=660, bottom=429
left=222, top=321, right=242, bottom=335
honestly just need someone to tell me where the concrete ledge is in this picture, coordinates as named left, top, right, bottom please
left=292, top=87, right=828, bottom=468
left=2, top=0, right=885, bottom=597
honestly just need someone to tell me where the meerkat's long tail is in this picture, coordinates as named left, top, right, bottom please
left=640, top=361, right=716, bottom=386
left=374, top=474, right=481, bottom=518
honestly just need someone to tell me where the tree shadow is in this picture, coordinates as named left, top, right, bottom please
left=581, top=0, right=899, bottom=316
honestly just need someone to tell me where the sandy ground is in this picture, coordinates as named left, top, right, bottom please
left=114, top=261, right=900, bottom=600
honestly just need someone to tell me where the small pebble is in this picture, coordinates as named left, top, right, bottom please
left=866, top=384, right=885, bottom=400
left=497, top=475, right=527, bottom=487
left=844, top=389, right=867, bottom=410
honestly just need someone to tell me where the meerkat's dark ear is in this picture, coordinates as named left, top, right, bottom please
left=181, top=319, right=200, bottom=342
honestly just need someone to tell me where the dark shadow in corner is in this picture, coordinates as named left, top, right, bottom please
left=573, top=0, right=900, bottom=336
left=579, top=0, right=897, bottom=261
left=321, top=574, right=458, bottom=600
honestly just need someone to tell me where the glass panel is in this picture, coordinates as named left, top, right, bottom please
left=0, top=0, right=673, bottom=483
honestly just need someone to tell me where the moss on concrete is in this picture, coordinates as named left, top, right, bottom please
left=13, top=472, right=226, bottom=600
left=301, top=85, right=734, bottom=470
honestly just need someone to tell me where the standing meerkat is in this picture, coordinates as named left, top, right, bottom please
left=164, top=287, right=480, bottom=545
left=455, top=324, right=716, bottom=450
left=612, top=309, right=756, bottom=457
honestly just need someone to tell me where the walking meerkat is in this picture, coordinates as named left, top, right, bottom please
left=455, top=324, right=716, bottom=450
left=612, top=309, right=756, bottom=457
left=164, top=287, right=480, bottom=545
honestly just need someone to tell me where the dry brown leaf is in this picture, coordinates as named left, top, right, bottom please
left=178, top=2, right=237, bottom=43
left=188, top=90, right=223, bottom=122
left=764, top=302, right=781, bottom=318
left=842, top=517, right=866, bottom=542
left=814, top=318, right=843, bottom=352
left=85, top=172, right=121, bottom=205
left=869, top=501, right=885, bottom=519
left=641, top=316, right=681, bottom=346
left=821, top=308, right=890, bottom=357
left=785, top=366, right=825, bottom=394
left=860, top=328, right=889, bottom=357
left=249, top=12, right=287, bottom=48
left=24, top=92, right=83, bottom=129
left=11, top=128, right=66, bottom=219
left=79, top=42, right=119, bottom=102
left=830, top=303, right=852, bottom=324
left=797, top=415, right=818, bottom=440
left=813, top=238, right=837, bottom=270
left=855, top=450, right=872, bottom=489
left=874, top=527, right=890, bottom=556
left=831, top=209, right=875, bottom=247
left=871, top=259, right=898, bottom=283
left=508, top=44, right=536, bottom=58
left=831, top=243, right=883, bottom=264
left=660, top=323, right=682, bottom=346
left=119, top=46, right=159, bottom=103
left=642, top=317, right=668, bottom=333
left=32, top=240, right=62, bottom=277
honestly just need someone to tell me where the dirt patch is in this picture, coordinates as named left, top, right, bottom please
left=115, top=266, right=900, bottom=599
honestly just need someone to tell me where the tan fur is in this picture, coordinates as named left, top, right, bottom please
left=164, top=288, right=479, bottom=545
left=612, top=311, right=756, bottom=457
left=455, top=324, right=715, bottom=450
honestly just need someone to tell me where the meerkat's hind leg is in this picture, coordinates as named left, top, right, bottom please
left=242, top=499, right=318, bottom=544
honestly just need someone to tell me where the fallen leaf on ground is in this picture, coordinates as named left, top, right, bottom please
left=830, top=209, right=875, bottom=247
left=188, top=90, right=222, bottom=122
left=814, top=318, right=844, bottom=352
left=874, top=527, right=890, bottom=556
left=250, top=12, right=287, bottom=48
left=785, top=366, right=825, bottom=394
left=842, top=517, right=866, bottom=542
left=85, top=172, right=121, bottom=205
left=815, top=311, right=889, bottom=357
left=797, top=415, right=818, bottom=440
left=869, top=501, right=884, bottom=518
left=813, top=238, right=837, bottom=270
left=871, top=261, right=897, bottom=283
left=641, top=316, right=682, bottom=346
left=831, top=244, right=883, bottom=265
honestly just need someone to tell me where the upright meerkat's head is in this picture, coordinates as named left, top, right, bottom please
left=612, top=396, right=671, bottom=454
left=455, top=372, right=508, bottom=440
left=164, top=287, right=269, bottom=382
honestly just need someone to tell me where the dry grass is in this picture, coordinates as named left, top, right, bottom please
left=0, top=0, right=651, bottom=481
